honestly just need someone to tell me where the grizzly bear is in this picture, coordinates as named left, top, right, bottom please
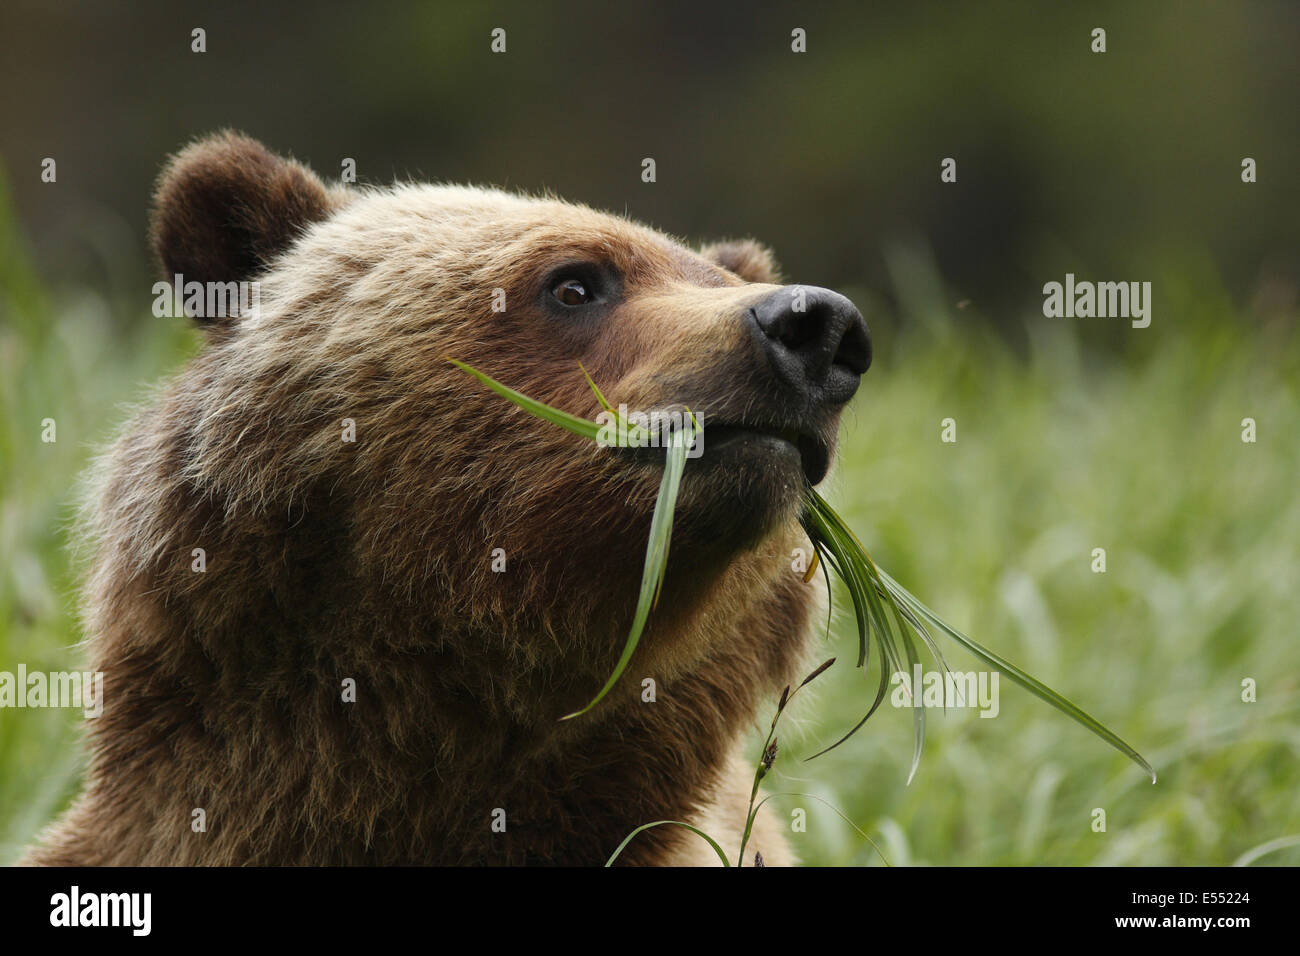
left=22, top=132, right=870, bottom=866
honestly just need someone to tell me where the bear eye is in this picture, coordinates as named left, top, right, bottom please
left=552, top=277, right=592, bottom=307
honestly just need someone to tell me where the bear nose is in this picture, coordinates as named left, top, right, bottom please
left=750, top=286, right=871, bottom=406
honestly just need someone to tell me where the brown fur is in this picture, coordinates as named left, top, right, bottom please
left=23, top=134, right=844, bottom=866
left=150, top=131, right=350, bottom=318
left=698, top=239, right=782, bottom=285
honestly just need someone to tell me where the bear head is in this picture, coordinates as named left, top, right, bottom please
left=139, top=131, right=871, bottom=725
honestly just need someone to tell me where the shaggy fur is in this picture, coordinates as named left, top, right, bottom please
left=23, top=133, right=852, bottom=866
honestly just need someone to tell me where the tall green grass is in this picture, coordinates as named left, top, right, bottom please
left=0, top=172, right=196, bottom=861
left=790, top=265, right=1300, bottom=865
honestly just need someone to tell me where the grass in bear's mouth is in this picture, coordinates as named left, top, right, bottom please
left=447, top=358, right=1155, bottom=786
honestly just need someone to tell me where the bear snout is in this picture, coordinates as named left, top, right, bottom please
left=749, top=285, right=871, bottom=407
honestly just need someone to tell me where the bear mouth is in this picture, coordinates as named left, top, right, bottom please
left=702, top=424, right=831, bottom=485
left=611, top=414, right=833, bottom=485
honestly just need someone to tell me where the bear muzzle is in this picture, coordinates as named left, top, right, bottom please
left=748, top=285, right=871, bottom=408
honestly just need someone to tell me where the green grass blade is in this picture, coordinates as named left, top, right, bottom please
left=803, top=488, right=1154, bottom=784
left=801, top=502, right=871, bottom=666
left=899, top=612, right=925, bottom=784
left=876, top=565, right=1157, bottom=784
left=605, top=820, right=731, bottom=867
left=446, top=357, right=603, bottom=442
left=578, top=361, right=615, bottom=413
left=806, top=647, right=889, bottom=760
left=1232, top=834, right=1300, bottom=867
left=449, top=358, right=699, bottom=720
left=750, top=792, right=889, bottom=866
left=811, top=540, right=836, bottom=642
left=562, top=430, right=692, bottom=719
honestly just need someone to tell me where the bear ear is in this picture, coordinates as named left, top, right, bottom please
left=150, top=131, right=344, bottom=292
left=699, top=239, right=782, bottom=284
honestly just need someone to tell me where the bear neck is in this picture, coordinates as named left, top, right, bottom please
left=72, top=490, right=813, bottom=865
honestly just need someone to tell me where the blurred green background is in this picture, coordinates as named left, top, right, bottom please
left=2, top=0, right=1298, bottom=865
